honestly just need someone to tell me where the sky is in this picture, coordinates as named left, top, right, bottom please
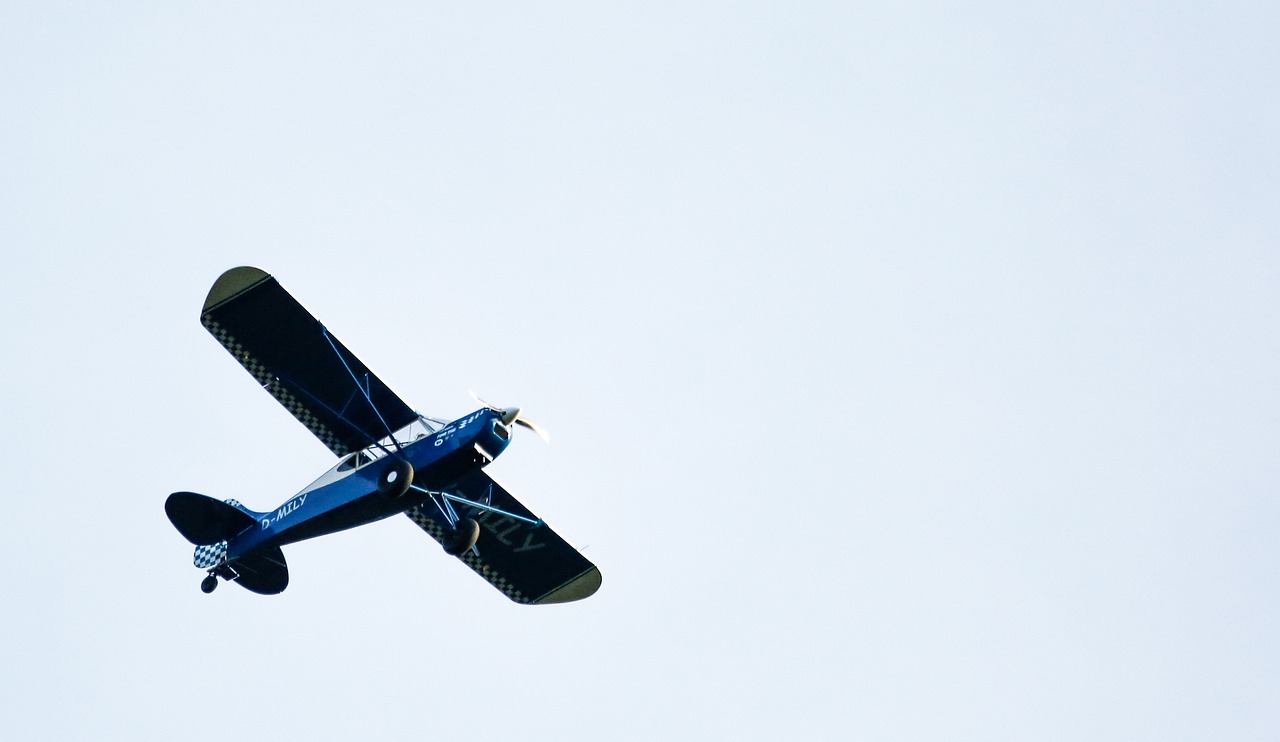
left=2, top=2, right=1279, bottom=740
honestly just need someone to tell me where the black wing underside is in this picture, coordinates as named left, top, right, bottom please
left=200, top=266, right=417, bottom=457
left=406, top=470, right=602, bottom=605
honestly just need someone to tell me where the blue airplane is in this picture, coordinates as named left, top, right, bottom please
left=164, top=267, right=601, bottom=604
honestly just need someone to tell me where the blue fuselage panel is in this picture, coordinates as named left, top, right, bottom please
left=227, top=408, right=508, bottom=560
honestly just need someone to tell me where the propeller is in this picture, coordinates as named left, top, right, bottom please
left=469, top=390, right=550, bottom=443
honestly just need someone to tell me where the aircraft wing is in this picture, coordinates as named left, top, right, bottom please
left=406, top=470, right=602, bottom=604
left=200, top=266, right=418, bottom=457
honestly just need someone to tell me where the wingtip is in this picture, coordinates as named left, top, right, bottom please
left=533, top=566, right=602, bottom=605
left=202, top=266, right=272, bottom=315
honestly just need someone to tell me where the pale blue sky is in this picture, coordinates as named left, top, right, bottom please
left=2, top=3, right=1278, bottom=740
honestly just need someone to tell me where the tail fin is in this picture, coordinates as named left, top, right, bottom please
left=166, top=492, right=289, bottom=594
left=165, top=491, right=256, bottom=545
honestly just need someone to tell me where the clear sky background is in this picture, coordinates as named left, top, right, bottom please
left=2, top=2, right=1278, bottom=740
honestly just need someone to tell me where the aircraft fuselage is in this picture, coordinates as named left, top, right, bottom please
left=225, top=408, right=510, bottom=560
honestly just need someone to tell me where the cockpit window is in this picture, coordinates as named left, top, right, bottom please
left=336, top=451, right=371, bottom=472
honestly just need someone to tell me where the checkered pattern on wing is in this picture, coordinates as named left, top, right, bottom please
left=202, top=315, right=351, bottom=456
left=193, top=540, right=228, bottom=569
left=405, top=506, right=530, bottom=604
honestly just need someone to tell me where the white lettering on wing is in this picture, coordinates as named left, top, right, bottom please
left=473, top=510, right=546, bottom=552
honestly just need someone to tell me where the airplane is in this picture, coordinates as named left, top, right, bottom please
left=164, top=267, right=602, bottom=604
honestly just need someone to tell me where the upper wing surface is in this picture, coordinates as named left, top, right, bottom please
left=200, top=266, right=417, bottom=456
left=406, top=470, right=602, bottom=604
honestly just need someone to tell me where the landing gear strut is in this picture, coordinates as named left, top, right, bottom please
left=410, top=483, right=543, bottom=557
left=201, top=574, right=218, bottom=594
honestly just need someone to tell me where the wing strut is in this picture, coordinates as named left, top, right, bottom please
left=409, top=483, right=543, bottom=528
left=268, top=372, right=394, bottom=456
left=321, top=326, right=403, bottom=454
left=200, top=267, right=418, bottom=457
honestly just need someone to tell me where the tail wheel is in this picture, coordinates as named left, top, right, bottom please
left=377, top=459, right=415, bottom=498
left=201, top=574, right=218, bottom=594
left=443, top=518, right=480, bottom=556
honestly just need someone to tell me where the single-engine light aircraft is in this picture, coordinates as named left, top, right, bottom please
left=164, top=267, right=601, bottom=604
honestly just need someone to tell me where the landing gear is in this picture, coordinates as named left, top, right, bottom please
left=377, top=459, right=415, bottom=498
left=201, top=574, right=218, bottom=594
left=416, top=485, right=541, bottom=556
left=443, top=517, right=480, bottom=556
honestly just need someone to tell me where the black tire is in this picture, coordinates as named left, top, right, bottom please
left=377, top=459, right=414, bottom=498
left=201, top=575, right=218, bottom=594
left=443, top=518, right=480, bottom=556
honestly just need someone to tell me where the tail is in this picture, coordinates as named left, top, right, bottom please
left=165, top=491, right=256, bottom=545
left=165, top=492, right=288, bottom=595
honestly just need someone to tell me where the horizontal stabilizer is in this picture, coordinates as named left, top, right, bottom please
left=166, top=492, right=257, bottom=545
left=230, top=547, right=289, bottom=595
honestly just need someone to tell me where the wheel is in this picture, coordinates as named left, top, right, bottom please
left=201, top=574, right=218, bottom=594
left=377, top=459, right=415, bottom=498
left=443, top=518, right=480, bottom=556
